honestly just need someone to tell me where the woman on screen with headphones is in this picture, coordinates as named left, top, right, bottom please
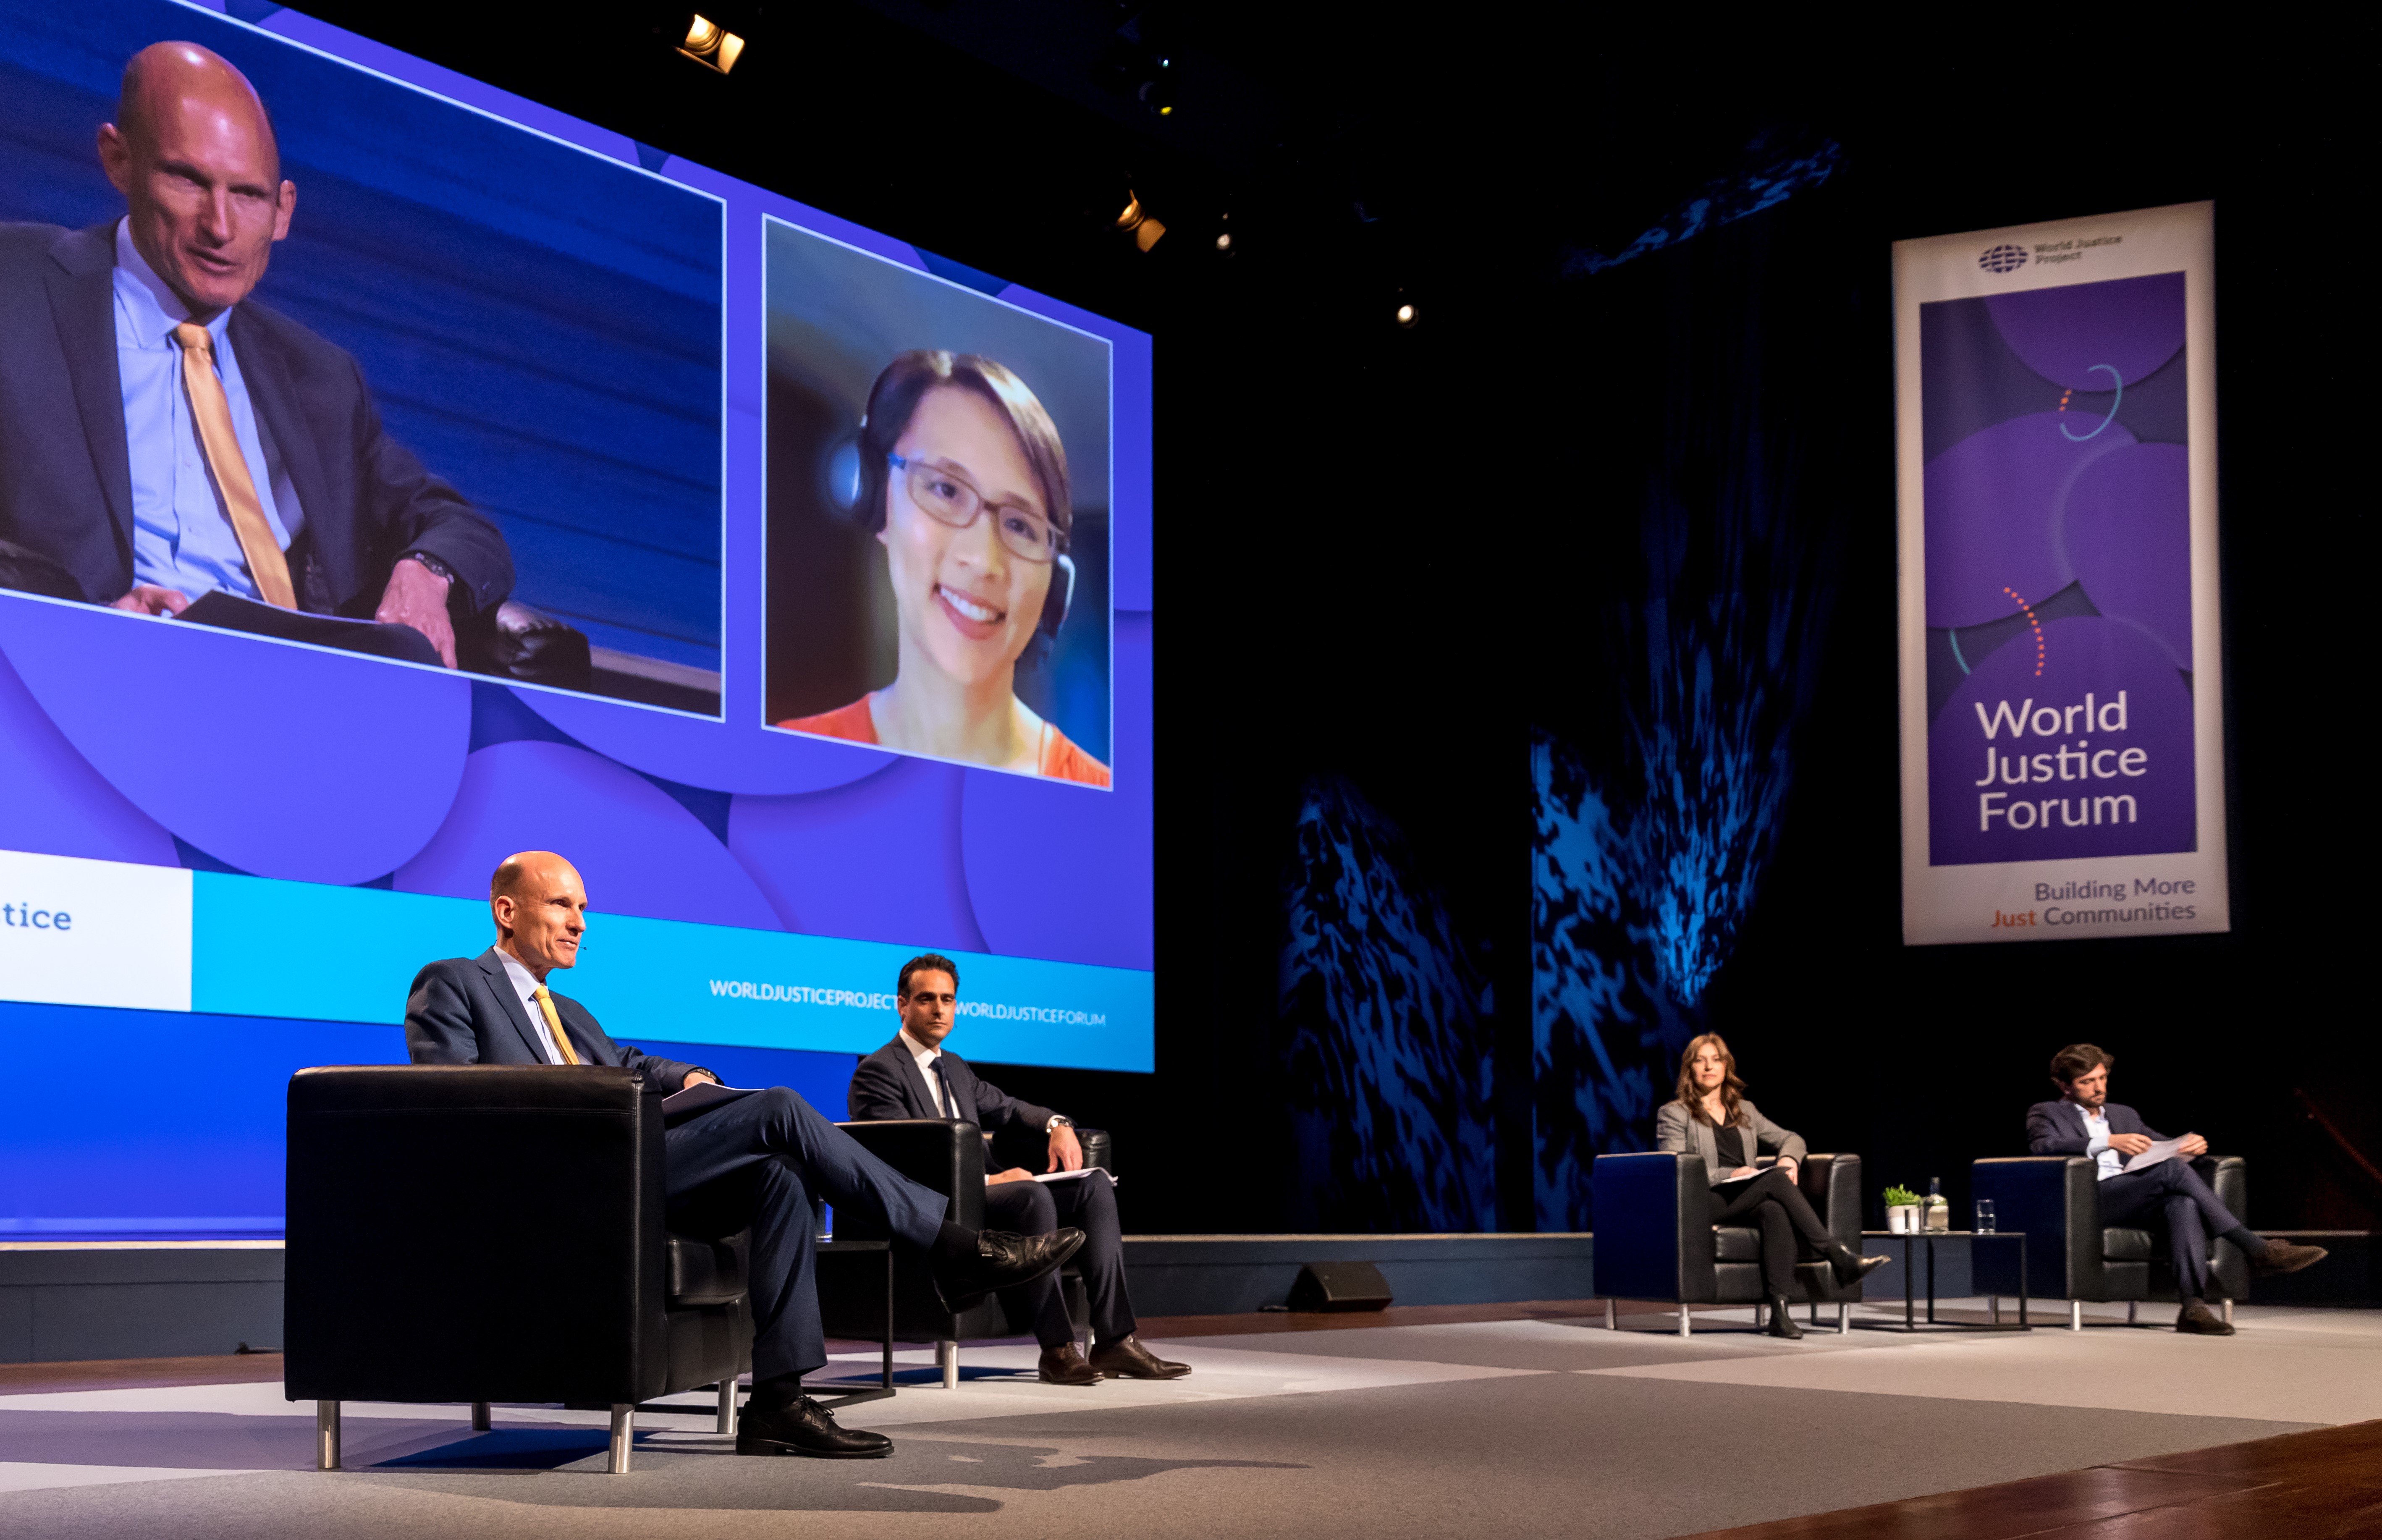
left=776, top=351, right=1109, bottom=787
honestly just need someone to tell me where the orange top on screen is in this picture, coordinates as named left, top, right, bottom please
left=779, top=699, right=1111, bottom=788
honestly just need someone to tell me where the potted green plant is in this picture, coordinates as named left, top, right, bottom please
left=1882, top=1185, right=1921, bottom=1234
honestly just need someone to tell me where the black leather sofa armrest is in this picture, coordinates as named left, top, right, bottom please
left=284, top=1064, right=668, bottom=1405
left=1591, top=1151, right=1715, bottom=1304
left=1798, top=1153, right=1862, bottom=1248
left=836, top=1119, right=984, bottom=1233
left=1973, top=1155, right=2096, bottom=1300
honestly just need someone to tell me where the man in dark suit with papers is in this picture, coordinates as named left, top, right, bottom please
left=0, top=42, right=511, bottom=664
left=2029, top=1043, right=2327, bottom=1335
left=849, top=953, right=1187, bottom=1386
left=404, top=852, right=1083, bottom=1458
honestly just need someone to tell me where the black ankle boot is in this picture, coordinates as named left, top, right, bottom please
left=1766, top=1293, right=1805, bottom=1340
left=1825, top=1242, right=1891, bottom=1286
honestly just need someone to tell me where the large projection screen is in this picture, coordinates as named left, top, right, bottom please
left=0, top=1, right=1153, bottom=1232
left=1895, top=202, right=2226, bottom=945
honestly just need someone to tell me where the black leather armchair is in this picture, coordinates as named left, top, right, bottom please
left=1971, top=1155, right=2248, bottom=1329
left=284, top=1065, right=752, bottom=1474
left=819, top=1120, right=1110, bottom=1388
left=1592, top=1152, right=1866, bottom=1335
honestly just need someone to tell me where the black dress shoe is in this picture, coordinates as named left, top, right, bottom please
left=1765, top=1293, right=1806, bottom=1341
left=1038, top=1343, right=1102, bottom=1385
left=931, top=1228, right=1085, bottom=1311
left=1087, top=1334, right=1190, bottom=1380
left=1825, top=1242, right=1892, bottom=1286
left=736, top=1395, right=893, bottom=1458
left=2176, top=1300, right=2236, bottom=1336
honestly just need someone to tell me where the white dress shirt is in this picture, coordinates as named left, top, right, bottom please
left=901, top=1028, right=1064, bottom=1131
left=496, top=947, right=568, bottom=1064
left=2077, top=1101, right=2122, bottom=1181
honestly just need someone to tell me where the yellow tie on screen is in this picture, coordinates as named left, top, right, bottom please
left=532, top=986, right=580, bottom=1066
left=171, top=322, right=296, bottom=610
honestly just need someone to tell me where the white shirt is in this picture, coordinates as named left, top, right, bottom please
left=496, top=947, right=569, bottom=1064
left=900, top=1027, right=1064, bottom=1131
left=2077, top=1101, right=2122, bottom=1181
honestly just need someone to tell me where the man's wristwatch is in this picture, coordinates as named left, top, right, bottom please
left=400, top=550, right=458, bottom=585
left=1046, top=1116, right=1073, bottom=1133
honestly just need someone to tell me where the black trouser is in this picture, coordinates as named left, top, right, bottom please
left=2096, top=1159, right=2240, bottom=1302
left=1709, top=1167, right=1833, bottom=1297
left=983, top=1175, right=1134, bottom=1348
left=661, top=1087, right=950, bottom=1382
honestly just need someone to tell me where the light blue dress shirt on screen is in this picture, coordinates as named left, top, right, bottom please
left=112, top=218, right=304, bottom=601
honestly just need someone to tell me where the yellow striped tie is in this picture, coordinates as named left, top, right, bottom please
left=171, top=322, right=296, bottom=610
left=531, top=985, right=580, bottom=1065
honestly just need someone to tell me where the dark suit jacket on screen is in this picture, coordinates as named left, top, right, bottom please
left=404, top=948, right=702, bottom=1090
left=0, top=222, right=513, bottom=614
left=2026, top=1099, right=2168, bottom=1155
left=847, top=1036, right=1056, bottom=1136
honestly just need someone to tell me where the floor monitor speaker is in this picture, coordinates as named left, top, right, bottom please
left=1288, top=1261, right=1393, bottom=1312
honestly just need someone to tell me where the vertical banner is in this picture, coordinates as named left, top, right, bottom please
left=1895, top=202, right=2227, bottom=945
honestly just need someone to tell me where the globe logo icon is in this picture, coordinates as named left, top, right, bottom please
left=1978, top=244, right=2028, bottom=274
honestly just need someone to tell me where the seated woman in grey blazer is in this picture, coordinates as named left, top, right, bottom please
left=1656, top=1032, right=1887, bottom=1340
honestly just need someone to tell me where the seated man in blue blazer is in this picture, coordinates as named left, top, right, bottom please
left=2029, top=1043, right=2326, bottom=1335
left=404, top=852, right=1082, bottom=1459
left=848, top=954, right=1187, bottom=1386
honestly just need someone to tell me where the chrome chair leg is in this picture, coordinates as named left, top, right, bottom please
left=470, top=1401, right=490, bottom=1431
left=1604, top=1298, right=1617, bottom=1330
left=1677, top=1304, right=1691, bottom=1338
left=608, top=1404, right=633, bottom=1474
left=1988, top=1294, right=1999, bottom=1325
left=2222, top=1298, right=2234, bottom=1326
left=717, top=1379, right=738, bottom=1436
left=2070, top=1300, right=2083, bottom=1331
left=938, top=1338, right=957, bottom=1390
left=1837, top=1302, right=1849, bottom=1334
left=315, top=1400, right=341, bottom=1471
left=2127, top=1300, right=2138, bottom=1325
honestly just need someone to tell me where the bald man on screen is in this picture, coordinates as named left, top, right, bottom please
left=403, top=851, right=1084, bottom=1458
left=0, top=42, right=511, bottom=661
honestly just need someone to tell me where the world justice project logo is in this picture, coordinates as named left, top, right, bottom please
left=1978, top=244, right=2029, bottom=274
left=1919, top=271, right=2194, bottom=865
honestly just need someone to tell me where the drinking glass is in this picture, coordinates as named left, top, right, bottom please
left=1974, top=1199, right=1996, bottom=1234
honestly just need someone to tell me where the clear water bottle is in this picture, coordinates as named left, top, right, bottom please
left=1925, top=1177, right=1950, bottom=1233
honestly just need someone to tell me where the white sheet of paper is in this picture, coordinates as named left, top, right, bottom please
left=2121, top=1136, right=2193, bottom=1173
left=1032, top=1167, right=1119, bottom=1186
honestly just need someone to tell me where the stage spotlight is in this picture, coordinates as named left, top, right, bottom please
left=1215, top=232, right=1233, bottom=253
left=1395, top=301, right=1418, bottom=328
left=678, top=15, right=746, bottom=74
left=1116, top=194, right=1166, bottom=253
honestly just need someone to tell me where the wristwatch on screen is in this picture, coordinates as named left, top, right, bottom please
left=400, top=550, right=458, bottom=585
left=1046, top=1116, right=1073, bottom=1133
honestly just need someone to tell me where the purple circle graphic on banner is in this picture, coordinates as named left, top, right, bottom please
left=395, top=740, right=781, bottom=930
left=0, top=597, right=469, bottom=883
left=521, top=690, right=890, bottom=796
left=1924, top=413, right=2136, bottom=629
left=728, top=757, right=988, bottom=953
left=1985, top=272, right=2186, bottom=393
left=1929, top=616, right=2194, bottom=866
left=0, top=637, right=178, bottom=867
left=2058, top=443, right=2192, bottom=670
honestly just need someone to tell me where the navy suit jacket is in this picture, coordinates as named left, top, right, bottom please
left=404, top=948, right=702, bottom=1091
left=2026, top=1098, right=2170, bottom=1156
left=847, top=1036, right=1056, bottom=1136
left=0, top=222, right=512, bottom=615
